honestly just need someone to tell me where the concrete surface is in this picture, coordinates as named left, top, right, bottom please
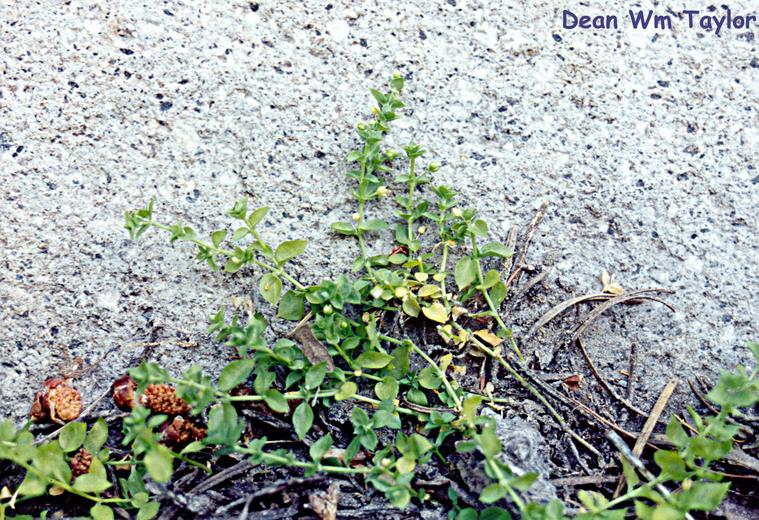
left=0, top=0, right=757, bottom=423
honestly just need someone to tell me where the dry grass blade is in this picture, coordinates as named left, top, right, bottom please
left=570, top=289, right=676, bottom=344
left=526, top=293, right=612, bottom=339
left=505, top=200, right=548, bottom=288
left=575, top=337, right=648, bottom=418
left=612, top=378, right=678, bottom=498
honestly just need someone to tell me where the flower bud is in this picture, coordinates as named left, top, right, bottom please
left=427, top=163, right=440, bottom=173
left=376, top=186, right=390, bottom=197
left=384, top=149, right=399, bottom=160
left=451, top=208, right=463, bottom=218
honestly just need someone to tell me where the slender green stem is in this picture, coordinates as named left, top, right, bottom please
left=484, top=456, right=525, bottom=509
left=234, top=447, right=370, bottom=475
left=355, top=159, right=376, bottom=277
left=439, top=242, right=451, bottom=312
left=470, top=235, right=524, bottom=361
left=167, top=448, right=212, bottom=474
left=14, top=460, right=131, bottom=505
left=406, top=157, right=417, bottom=247
left=601, top=475, right=668, bottom=510
left=452, top=322, right=599, bottom=456
left=169, top=380, right=418, bottom=416
left=379, top=334, right=462, bottom=412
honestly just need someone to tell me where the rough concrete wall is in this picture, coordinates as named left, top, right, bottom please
left=1, top=0, right=756, bottom=421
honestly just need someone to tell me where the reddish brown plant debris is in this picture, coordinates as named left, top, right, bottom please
left=30, top=379, right=83, bottom=423
left=141, top=384, right=190, bottom=416
left=111, top=374, right=137, bottom=411
left=563, top=374, right=583, bottom=392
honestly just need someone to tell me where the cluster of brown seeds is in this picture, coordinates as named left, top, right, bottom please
left=70, top=448, right=92, bottom=478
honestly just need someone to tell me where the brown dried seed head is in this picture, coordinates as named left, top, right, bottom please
left=30, top=379, right=82, bottom=423
left=112, top=375, right=137, bottom=411
left=141, top=384, right=190, bottom=416
left=48, top=384, right=83, bottom=422
left=160, top=416, right=206, bottom=449
left=70, top=448, right=92, bottom=479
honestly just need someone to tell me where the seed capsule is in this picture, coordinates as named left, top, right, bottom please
left=111, top=375, right=137, bottom=411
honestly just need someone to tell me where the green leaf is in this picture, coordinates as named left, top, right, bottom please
left=482, top=269, right=500, bottom=289
left=370, top=88, right=387, bottom=104
left=58, top=422, right=87, bottom=452
left=259, top=273, right=283, bottom=304
left=462, top=395, right=482, bottom=423
left=74, top=473, right=113, bottom=493
left=263, top=389, right=289, bottom=413
left=418, top=365, right=442, bottom=390
left=180, top=441, right=205, bottom=454
left=211, top=229, right=227, bottom=248
left=16, top=473, right=47, bottom=497
left=653, top=450, right=687, bottom=480
left=471, top=219, right=489, bottom=237
left=665, top=417, right=689, bottom=448
left=707, top=369, right=758, bottom=409
left=309, top=433, right=333, bottom=461
left=335, top=381, right=357, bottom=400
left=681, top=482, right=730, bottom=511
left=479, top=242, right=513, bottom=258
left=136, top=501, right=160, bottom=520
left=620, top=458, right=639, bottom=491
left=218, top=359, right=255, bottom=391
left=478, top=426, right=501, bottom=458
left=649, top=504, right=682, bottom=520
left=90, top=505, right=114, bottom=520
left=293, top=402, right=314, bottom=440
left=228, top=198, right=248, bottom=219
left=277, top=290, right=305, bottom=321
left=402, top=295, right=421, bottom=317
left=480, top=483, right=508, bottom=504
left=305, top=362, right=328, bottom=390
left=84, top=418, right=109, bottom=453
left=359, top=219, right=388, bottom=231
left=422, top=301, right=449, bottom=323
left=247, top=206, right=269, bottom=228
left=331, top=221, right=358, bottom=236
left=275, top=240, right=308, bottom=263
left=510, top=472, right=537, bottom=491
left=357, top=351, right=394, bottom=369
left=374, top=377, right=399, bottom=401
left=480, top=507, right=511, bottom=520
left=455, top=257, right=477, bottom=290
left=205, top=403, right=244, bottom=446
left=231, top=226, right=249, bottom=242
left=747, top=341, right=759, bottom=362
left=490, top=281, right=507, bottom=306
left=143, top=446, right=173, bottom=483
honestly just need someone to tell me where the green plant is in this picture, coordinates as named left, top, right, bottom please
left=577, top=341, right=759, bottom=519
left=3, top=77, right=755, bottom=520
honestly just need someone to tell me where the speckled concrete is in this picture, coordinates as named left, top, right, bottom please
left=1, top=0, right=757, bottom=422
